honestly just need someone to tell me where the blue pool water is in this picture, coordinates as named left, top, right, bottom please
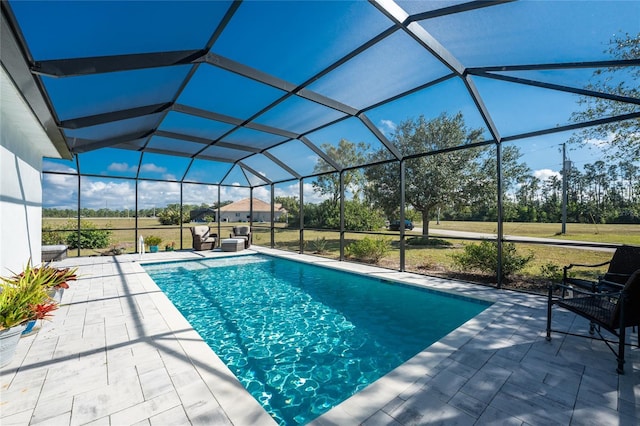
left=144, top=255, right=490, bottom=425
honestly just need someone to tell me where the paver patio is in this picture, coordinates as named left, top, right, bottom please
left=1, top=247, right=638, bottom=425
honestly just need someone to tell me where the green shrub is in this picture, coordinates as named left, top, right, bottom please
left=406, top=237, right=452, bottom=247
left=42, top=225, right=68, bottom=245
left=309, top=237, right=329, bottom=254
left=144, top=235, right=162, bottom=246
left=451, top=240, right=533, bottom=278
left=345, top=237, right=390, bottom=263
left=540, top=262, right=563, bottom=282
left=65, top=220, right=111, bottom=249
left=158, top=208, right=190, bottom=225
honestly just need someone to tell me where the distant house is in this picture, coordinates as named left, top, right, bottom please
left=190, top=207, right=216, bottom=222
left=218, top=198, right=286, bottom=223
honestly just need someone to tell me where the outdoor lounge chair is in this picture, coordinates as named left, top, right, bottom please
left=230, top=225, right=251, bottom=248
left=546, top=269, right=640, bottom=374
left=191, top=225, right=217, bottom=250
left=563, top=245, right=640, bottom=292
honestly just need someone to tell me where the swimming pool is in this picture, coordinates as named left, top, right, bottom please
left=144, top=254, right=491, bottom=425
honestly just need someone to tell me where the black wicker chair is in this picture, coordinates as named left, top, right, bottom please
left=563, top=245, right=640, bottom=293
left=546, top=269, right=640, bottom=374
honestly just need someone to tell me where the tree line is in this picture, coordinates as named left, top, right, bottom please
left=275, top=111, right=638, bottom=234
left=43, top=201, right=233, bottom=224
left=503, top=160, right=639, bottom=224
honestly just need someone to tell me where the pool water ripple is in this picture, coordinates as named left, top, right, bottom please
left=145, top=255, right=490, bottom=425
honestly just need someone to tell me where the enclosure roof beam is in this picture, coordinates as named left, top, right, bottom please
left=407, top=0, right=515, bottom=22
left=469, top=70, right=640, bottom=105
left=358, top=113, right=402, bottom=160
left=468, top=58, right=640, bottom=73
left=31, top=50, right=206, bottom=77
left=141, top=147, right=195, bottom=159
left=213, top=141, right=263, bottom=153
left=196, top=153, right=247, bottom=164
left=370, top=0, right=466, bottom=76
left=299, top=136, right=342, bottom=172
left=70, top=130, right=154, bottom=153
left=464, top=75, right=501, bottom=142
left=238, top=162, right=272, bottom=185
left=263, top=151, right=302, bottom=180
left=60, top=103, right=172, bottom=129
left=172, top=104, right=245, bottom=126
left=501, top=111, right=640, bottom=143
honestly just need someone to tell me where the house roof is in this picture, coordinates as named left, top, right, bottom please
left=219, top=198, right=284, bottom=213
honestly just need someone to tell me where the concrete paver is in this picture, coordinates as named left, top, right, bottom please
left=1, top=247, right=638, bottom=425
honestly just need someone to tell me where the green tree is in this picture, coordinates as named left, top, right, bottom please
left=467, top=145, right=531, bottom=221
left=365, top=113, right=484, bottom=237
left=157, top=204, right=190, bottom=225
left=275, top=196, right=299, bottom=225
left=312, top=139, right=369, bottom=207
left=570, top=32, right=640, bottom=162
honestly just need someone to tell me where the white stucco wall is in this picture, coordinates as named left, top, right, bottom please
left=0, top=68, right=60, bottom=275
left=0, top=125, right=43, bottom=274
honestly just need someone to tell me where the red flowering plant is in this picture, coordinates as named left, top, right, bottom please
left=0, top=261, right=78, bottom=330
left=32, top=301, right=58, bottom=320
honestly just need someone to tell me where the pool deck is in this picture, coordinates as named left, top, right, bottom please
left=1, top=247, right=638, bottom=425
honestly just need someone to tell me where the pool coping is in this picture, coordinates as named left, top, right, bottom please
left=135, top=250, right=276, bottom=425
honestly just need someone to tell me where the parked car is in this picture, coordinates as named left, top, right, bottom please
left=389, top=220, right=414, bottom=231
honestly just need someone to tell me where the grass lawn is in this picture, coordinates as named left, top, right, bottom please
left=43, top=218, right=245, bottom=256
left=44, top=218, right=636, bottom=292
left=263, top=227, right=615, bottom=278
left=429, top=221, right=640, bottom=245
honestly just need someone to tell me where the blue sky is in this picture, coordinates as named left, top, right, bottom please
left=13, top=0, right=636, bottom=210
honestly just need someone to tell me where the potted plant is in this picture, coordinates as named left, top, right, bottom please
left=145, top=236, right=162, bottom=253
left=0, top=262, right=63, bottom=367
left=20, top=263, right=77, bottom=303
left=165, top=241, right=175, bottom=252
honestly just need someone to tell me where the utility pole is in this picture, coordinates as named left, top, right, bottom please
left=561, top=143, right=571, bottom=234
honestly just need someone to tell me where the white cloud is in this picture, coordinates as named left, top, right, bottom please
left=534, top=168, right=560, bottom=181
left=78, top=180, right=136, bottom=209
left=274, top=182, right=300, bottom=199
left=42, top=174, right=77, bottom=209
left=182, top=184, right=218, bottom=205
left=140, top=163, right=167, bottom=174
left=584, top=132, right=615, bottom=148
left=218, top=185, right=250, bottom=202
left=379, top=119, right=397, bottom=136
left=162, top=173, right=177, bottom=181
left=252, top=186, right=271, bottom=201
left=42, top=173, right=331, bottom=212
left=302, top=182, right=330, bottom=204
left=107, top=162, right=135, bottom=173
left=43, top=160, right=76, bottom=173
